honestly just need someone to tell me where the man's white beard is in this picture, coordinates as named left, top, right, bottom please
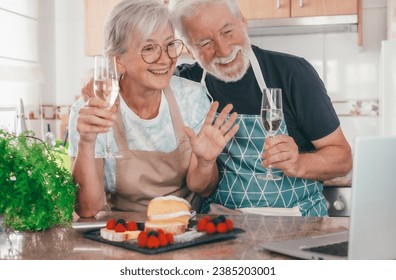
left=195, top=44, right=251, bottom=83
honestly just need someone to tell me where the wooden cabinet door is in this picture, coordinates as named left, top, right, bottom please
left=291, top=0, right=358, bottom=18
left=84, top=0, right=122, bottom=56
left=237, top=0, right=290, bottom=20
left=84, top=0, right=170, bottom=56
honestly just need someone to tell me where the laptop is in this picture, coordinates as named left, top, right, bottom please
left=262, top=136, right=396, bottom=260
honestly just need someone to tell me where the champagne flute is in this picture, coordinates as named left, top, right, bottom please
left=93, top=55, right=119, bottom=158
left=258, top=88, right=283, bottom=181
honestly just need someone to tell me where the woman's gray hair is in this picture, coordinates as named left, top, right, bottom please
left=169, top=0, right=242, bottom=44
left=104, top=0, right=172, bottom=56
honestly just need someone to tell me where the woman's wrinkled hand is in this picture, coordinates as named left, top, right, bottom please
left=184, top=101, right=239, bottom=166
left=76, top=97, right=116, bottom=144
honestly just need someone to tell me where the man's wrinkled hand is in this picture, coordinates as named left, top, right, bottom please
left=262, top=134, right=301, bottom=177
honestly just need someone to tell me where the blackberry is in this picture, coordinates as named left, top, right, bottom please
left=211, top=218, right=221, bottom=225
left=217, top=215, right=226, bottom=222
left=147, top=230, right=158, bottom=237
left=116, top=219, right=126, bottom=226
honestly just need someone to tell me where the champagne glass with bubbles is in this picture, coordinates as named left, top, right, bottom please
left=258, top=88, right=283, bottom=181
left=93, top=55, right=119, bottom=158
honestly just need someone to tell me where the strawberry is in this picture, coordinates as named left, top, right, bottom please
left=165, top=233, right=174, bottom=244
left=216, top=222, right=228, bottom=234
left=203, top=216, right=212, bottom=222
left=225, top=218, right=234, bottom=231
left=137, top=231, right=148, bottom=248
left=106, top=219, right=116, bottom=230
left=114, top=223, right=126, bottom=232
left=126, top=220, right=138, bottom=231
left=197, top=218, right=207, bottom=232
left=205, top=222, right=216, bottom=235
left=158, top=232, right=169, bottom=247
left=147, top=236, right=160, bottom=249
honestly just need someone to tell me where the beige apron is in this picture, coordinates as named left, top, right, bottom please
left=106, top=87, right=200, bottom=212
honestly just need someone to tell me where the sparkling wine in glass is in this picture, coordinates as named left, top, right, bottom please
left=258, top=88, right=283, bottom=181
left=93, top=55, right=119, bottom=158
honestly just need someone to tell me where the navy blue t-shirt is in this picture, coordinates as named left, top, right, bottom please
left=175, top=45, right=340, bottom=152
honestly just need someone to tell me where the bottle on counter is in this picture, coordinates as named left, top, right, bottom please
left=15, top=98, right=27, bottom=136
left=62, top=126, right=69, bottom=147
left=45, top=123, right=56, bottom=148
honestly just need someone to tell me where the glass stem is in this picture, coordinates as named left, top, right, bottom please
left=266, top=134, right=274, bottom=178
left=267, top=165, right=274, bottom=177
left=105, top=132, right=111, bottom=157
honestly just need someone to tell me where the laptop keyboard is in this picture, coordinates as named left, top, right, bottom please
left=302, top=241, right=349, bottom=257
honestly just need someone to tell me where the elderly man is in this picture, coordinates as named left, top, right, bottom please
left=169, top=0, right=352, bottom=216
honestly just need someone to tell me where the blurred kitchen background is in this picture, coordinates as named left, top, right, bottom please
left=0, top=0, right=395, bottom=215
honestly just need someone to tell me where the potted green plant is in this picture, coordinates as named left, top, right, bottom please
left=0, top=129, right=77, bottom=231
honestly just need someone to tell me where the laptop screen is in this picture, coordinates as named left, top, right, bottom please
left=348, top=136, right=396, bottom=259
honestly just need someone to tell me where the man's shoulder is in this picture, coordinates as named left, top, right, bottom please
left=174, top=62, right=203, bottom=82
left=252, top=45, right=310, bottom=75
left=252, top=45, right=306, bottom=64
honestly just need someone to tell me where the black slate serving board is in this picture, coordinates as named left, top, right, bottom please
left=83, top=225, right=244, bottom=255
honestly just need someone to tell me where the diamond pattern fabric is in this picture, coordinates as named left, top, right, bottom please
left=202, top=114, right=328, bottom=216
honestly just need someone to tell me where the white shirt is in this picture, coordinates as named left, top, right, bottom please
left=68, top=76, right=211, bottom=191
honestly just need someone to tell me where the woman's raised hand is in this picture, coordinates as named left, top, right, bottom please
left=184, top=101, right=239, bottom=165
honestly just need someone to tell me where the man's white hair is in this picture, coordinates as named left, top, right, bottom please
left=169, top=0, right=242, bottom=45
left=169, top=0, right=251, bottom=83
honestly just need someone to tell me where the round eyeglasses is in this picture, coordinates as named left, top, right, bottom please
left=138, top=39, right=184, bottom=64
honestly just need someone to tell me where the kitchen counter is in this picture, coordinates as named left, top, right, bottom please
left=0, top=212, right=349, bottom=260
left=323, top=175, right=352, bottom=187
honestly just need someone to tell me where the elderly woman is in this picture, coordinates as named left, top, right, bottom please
left=68, top=0, right=238, bottom=217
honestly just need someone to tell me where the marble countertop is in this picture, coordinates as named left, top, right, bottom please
left=323, top=176, right=352, bottom=187
left=0, top=212, right=349, bottom=260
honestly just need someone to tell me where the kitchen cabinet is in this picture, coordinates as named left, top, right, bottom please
left=84, top=0, right=122, bottom=56
left=237, top=0, right=362, bottom=45
left=236, top=0, right=291, bottom=19
left=85, top=0, right=363, bottom=55
left=237, top=0, right=358, bottom=19
left=291, top=0, right=358, bottom=17
left=84, top=0, right=169, bottom=56
left=291, top=0, right=362, bottom=46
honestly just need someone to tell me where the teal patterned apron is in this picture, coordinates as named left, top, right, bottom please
left=201, top=49, right=328, bottom=216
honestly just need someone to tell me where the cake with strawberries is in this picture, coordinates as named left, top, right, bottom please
left=100, top=218, right=141, bottom=242
left=144, top=195, right=191, bottom=235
